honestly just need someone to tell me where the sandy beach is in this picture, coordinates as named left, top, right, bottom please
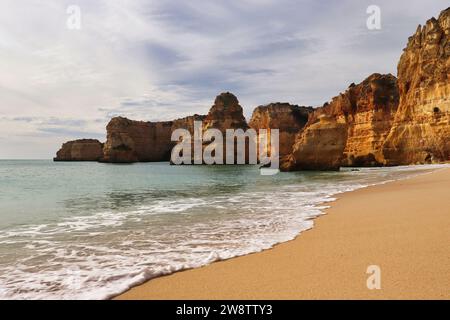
left=116, top=167, right=450, bottom=300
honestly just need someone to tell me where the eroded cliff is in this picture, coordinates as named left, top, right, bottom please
left=54, top=8, right=450, bottom=169
left=100, top=93, right=251, bottom=164
left=203, top=92, right=249, bottom=132
left=101, top=115, right=206, bottom=163
left=382, top=7, right=450, bottom=164
left=283, top=73, right=399, bottom=170
left=249, top=103, right=313, bottom=157
left=54, top=139, right=104, bottom=161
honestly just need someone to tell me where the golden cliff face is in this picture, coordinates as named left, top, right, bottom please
left=283, top=73, right=399, bottom=171
left=54, top=8, right=450, bottom=168
left=382, top=7, right=450, bottom=165
left=284, top=7, right=450, bottom=171
left=249, top=103, right=312, bottom=158
left=282, top=114, right=348, bottom=171
left=343, top=74, right=400, bottom=166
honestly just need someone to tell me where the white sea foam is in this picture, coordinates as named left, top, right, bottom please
left=0, top=164, right=447, bottom=299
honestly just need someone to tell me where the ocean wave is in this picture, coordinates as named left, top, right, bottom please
left=0, top=164, right=447, bottom=299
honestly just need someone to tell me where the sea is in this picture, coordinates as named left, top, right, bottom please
left=0, top=160, right=446, bottom=299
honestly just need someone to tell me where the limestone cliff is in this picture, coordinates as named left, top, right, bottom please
left=249, top=103, right=313, bottom=157
left=382, top=7, right=450, bottom=164
left=100, top=92, right=248, bottom=164
left=101, top=115, right=205, bottom=163
left=54, top=8, right=450, bottom=169
left=283, top=73, right=399, bottom=170
left=282, top=115, right=348, bottom=171
left=54, top=139, right=104, bottom=161
left=101, top=117, right=171, bottom=163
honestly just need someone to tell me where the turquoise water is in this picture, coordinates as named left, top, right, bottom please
left=0, top=160, right=445, bottom=299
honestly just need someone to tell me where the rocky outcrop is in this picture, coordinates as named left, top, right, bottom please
left=249, top=103, right=313, bottom=157
left=183, top=92, right=248, bottom=164
left=342, top=74, right=400, bottom=166
left=54, top=8, right=450, bottom=169
left=101, top=117, right=171, bottom=163
left=382, top=7, right=450, bottom=165
left=100, top=92, right=249, bottom=164
left=281, top=115, right=348, bottom=171
left=54, top=139, right=104, bottom=161
left=99, top=92, right=251, bottom=164
left=203, top=92, right=249, bottom=132
left=172, top=114, right=206, bottom=133
left=283, top=8, right=450, bottom=171
left=100, top=115, right=205, bottom=163
left=283, top=73, right=400, bottom=170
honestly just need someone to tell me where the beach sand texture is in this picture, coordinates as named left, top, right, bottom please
left=117, top=168, right=450, bottom=300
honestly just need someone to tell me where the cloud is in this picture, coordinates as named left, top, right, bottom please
left=37, top=127, right=104, bottom=138
left=0, top=0, right=449, bottom=158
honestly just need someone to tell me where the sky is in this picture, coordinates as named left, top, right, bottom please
left=0, top=0, right=448, bottom=158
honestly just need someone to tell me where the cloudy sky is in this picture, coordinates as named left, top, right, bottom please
left=0, top=0, right=448, bottom=158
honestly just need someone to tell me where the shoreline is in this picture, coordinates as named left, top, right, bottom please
left=116, top=167, right=450, bottom=300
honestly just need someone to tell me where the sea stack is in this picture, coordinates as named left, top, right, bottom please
left=54, top=139, right=104, bottom=161
left=100, top=115, right=206, bottom=163
left=203, top=92, right=249, bottom=132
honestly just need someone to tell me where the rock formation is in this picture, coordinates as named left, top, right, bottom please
left=282, top=115, right=349, bottom=171
left=100, top=115, right=205, bottom=163
left=249, top=103, right=313, bottom=157
left=54, top=139, right=104, bottom=161
left=342, top=74, right=400, bottom=166
left=199, top=92, right=250, bottom=164
left=382, top=7, right=450, bottom=165
left=203, top=92, right=249, bottom=132
left=282, top=8, right=450, bottom=171
left=100, top=117, right=171, bottom=163
left=283, top=73, right=399, bottom=170
left=100, top=92, right=248, bottom=164
left=54, top=7, right=450, bottom=169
